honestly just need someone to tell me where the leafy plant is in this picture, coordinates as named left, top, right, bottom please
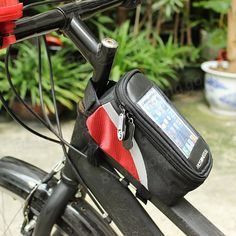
left=152, top=0, right=184, bottom=19
left=194, top=0, right=230, bottom=30
left=194, top=0, right=236, bottom=72
left=0, top=40, right=92, bottom=112
left=133, top=0, right=185, bottom=38
left=192, top=1, right=228, bottom=60
left=96, top=20, right=194, bottom=88
left=194, top=0, right=231, bottom=14
left=202, top=28, right=227, bottom=52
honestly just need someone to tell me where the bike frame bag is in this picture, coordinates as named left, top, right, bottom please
left=84, top=70, right=213, bottom=205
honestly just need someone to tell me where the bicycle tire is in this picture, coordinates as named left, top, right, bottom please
left=0, top=156, right=116, bottom=236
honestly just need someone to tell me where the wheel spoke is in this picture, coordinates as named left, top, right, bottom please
left=1, top=192, right=7, bottom=235
left=0, top=190, right=24, bottom=236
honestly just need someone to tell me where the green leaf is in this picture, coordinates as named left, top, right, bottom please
left=20, top=80, right=27, bottom=99
left=43, top=95, right=55, bottom=113
left=193, top=0, right=231, bottom=14
left=56, top=96, right=73, bottom=110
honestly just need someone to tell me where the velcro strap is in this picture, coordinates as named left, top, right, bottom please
left=136, top=185, right=151, bottom=204
left=83, top=80, right=99, bottom=112
left=87, top=138, right=103, bottom=167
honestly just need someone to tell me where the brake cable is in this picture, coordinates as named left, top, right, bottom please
left=12, top=35, right=111, bottom=230
left=0, top=0, right=118, bottom=225
left=4, top=44, right=89, bottom=158
left=3, top=34, right=108, bottom=217
left=23, top=0, right=73, bottom=10
left=40, top=35, right=109, bottom=217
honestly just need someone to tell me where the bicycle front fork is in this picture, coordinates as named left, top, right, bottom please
left=32, top=176, right=77, bottom=236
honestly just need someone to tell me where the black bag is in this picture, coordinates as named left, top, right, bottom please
left=84, top=70, right=213, bottom=205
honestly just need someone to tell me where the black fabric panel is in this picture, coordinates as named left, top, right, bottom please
left=189, top=137, right=213, bottom=173
left=83, top=80, right=100, bottom=112
left=134, top=128, right=201, bottom=205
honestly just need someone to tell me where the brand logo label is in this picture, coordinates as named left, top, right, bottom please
left=196, top=149, right=208, bottom=169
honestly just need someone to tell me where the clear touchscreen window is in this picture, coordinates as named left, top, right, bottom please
left=137, top=88, right=198, bottom=159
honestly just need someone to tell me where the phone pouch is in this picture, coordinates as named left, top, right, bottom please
left=84, top=70, right=213, bottom=205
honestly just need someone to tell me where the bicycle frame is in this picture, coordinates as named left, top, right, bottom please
left=2, top=0, right=225, bottom=235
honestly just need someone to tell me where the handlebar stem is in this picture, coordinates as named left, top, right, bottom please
left=15, top=1, right=121, bottom=96
left=64, top=16, right=118, bottom=96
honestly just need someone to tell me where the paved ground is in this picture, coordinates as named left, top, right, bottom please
left=0, top=91, right=235, bottom=235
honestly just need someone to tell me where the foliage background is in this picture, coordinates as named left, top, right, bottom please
left=0, top=0, right=230, bottom=113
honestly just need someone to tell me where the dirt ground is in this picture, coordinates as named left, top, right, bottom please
left=0, top=91, right=235, bottom=235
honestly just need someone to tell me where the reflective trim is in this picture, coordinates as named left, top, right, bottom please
left=102, top=103, right=148, bottom=189
left=129, top=140, right=148, bottom=188
left=102, top=103, right=119, bottom=127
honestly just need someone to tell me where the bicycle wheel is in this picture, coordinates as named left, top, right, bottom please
left=0, top=156, right=116, bottom=236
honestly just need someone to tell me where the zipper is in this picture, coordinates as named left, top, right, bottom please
left=115, top=71, right=205, bottom=183
left=118, top=105, right=136, bottom=150
left=117, top=105, right=127, bottom=141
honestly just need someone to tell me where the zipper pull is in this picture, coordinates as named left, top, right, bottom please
left=123, top=117, right=135, bottom=150
left=117, top=107, right=127, bottom=141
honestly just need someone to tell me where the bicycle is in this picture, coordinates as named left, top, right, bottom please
left=0, top=0, right=226, bottom=235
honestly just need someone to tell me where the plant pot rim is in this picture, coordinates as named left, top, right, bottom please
left=201, top=61, right=236, bottom=79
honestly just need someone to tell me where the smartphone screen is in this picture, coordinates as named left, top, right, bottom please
left=138, top=88, right=198, bottom=159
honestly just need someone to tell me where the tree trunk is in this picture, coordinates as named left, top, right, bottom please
left=134, top=5, right=141, bottom=35
left=180, top=16, right=185, bottom=46
left=174, top=13, right=180, bottom=44
left=117, top=7, right=128, bottom=25
left=185, top=0, right=192, bottom=45
left=156, top=7, right=164, bottom=36
left=227, top=0, right=236, bottom=72
left=146, top=0, right=153, bottom=39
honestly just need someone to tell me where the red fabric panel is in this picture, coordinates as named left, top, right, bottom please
left=86, top=106, right=139, bottom=181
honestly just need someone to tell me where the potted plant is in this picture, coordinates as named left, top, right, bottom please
left=197, top=0, right=236, bottom=116
left=0, top=39, right=92, bottom=119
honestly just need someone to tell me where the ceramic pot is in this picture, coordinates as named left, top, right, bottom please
left=201, top=61, right=236, bottom=116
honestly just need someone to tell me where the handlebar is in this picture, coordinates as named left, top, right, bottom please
left=8, top=0, right=144, bottom=44
left=15, top=0, right=120, bottom=43
left=0, top=0, right=144, bottom=48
